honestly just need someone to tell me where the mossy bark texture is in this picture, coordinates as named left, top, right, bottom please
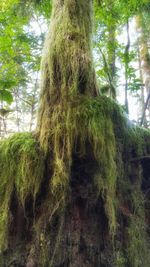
left=0, top=1, right=150, bottom=267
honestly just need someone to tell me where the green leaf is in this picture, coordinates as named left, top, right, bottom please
left=0, top=90, right=13, bottom=104
left=0, top=79, right=16, bottom=90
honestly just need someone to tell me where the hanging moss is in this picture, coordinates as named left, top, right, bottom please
left=37, top=0, right=98, bottom=136
left=114, top=122, right=150, bottom=267
left=0, top=133, right=44, bottom=252
left=0, top=100, right=149, bottom=265
left=35, top=0, right=123, bottom=241
left=127, top=189, right=150, bottom=267
left=126, top=133, right=150, bottom=267
left=37, top=96, right=128, bottom=239
left=36, top=94, right=150, bottom=266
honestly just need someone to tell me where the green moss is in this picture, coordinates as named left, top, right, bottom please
left=115, top=251, right=126, bottom=267
left=0, top=97, right=148, bottom=263
left=36, top=0, right=124, bottom=240
left=37, top=0, right=98, bottom=135
left=128, top=217, right=148, bottom=267
left=0, top=133, right=44, bottom=252
left=115, top=123, right=150, bottom=267
left=33, top=0, right=150, bottom=263
left=127, top=189, right=150, bottom=267
left=37, top=96, right=125, bottom=238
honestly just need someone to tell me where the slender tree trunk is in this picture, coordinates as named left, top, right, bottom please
left=107, top=25, right=116, bottom=99
left=0, top=117, right=2, bottom=138
left=99, top=47, right=116, bottom=99
left=29, top=73, right=39, bottom=132
left=124, top=20, right=130, bottom=114
left=0, top=101, right=7, bottom=138
left=14, top=88, right=20, bottom=132
left=137, top=39, right=146, bottom=124
left=136, top=15, right=150, bottom=126
left=108, top=26, right=116, bottom=80
left=140, top=90, right=150, bottom=126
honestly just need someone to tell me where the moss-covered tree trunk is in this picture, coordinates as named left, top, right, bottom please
left=0, top=1, right=150, bottom=267
left=37, top=0, right=97, bottom=145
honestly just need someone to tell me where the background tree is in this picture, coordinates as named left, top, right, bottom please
left=136, top=13, right=150, bottom=126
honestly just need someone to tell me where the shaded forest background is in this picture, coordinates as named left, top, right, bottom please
left=0, top=0, right=150, bottom=137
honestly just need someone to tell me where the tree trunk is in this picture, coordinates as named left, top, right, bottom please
left=37, top=0, right=98, bottom=145
left=136, top=15, right=150, bottom=126
left=0, top=1, right=150, bottom=267
left=137, top=39, right=146, bottom=124
left=107, top=24, right=117, bottom=99
left=124, top=20, right=130, bottom=114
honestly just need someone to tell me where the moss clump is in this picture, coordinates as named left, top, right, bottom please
left=127, top=188, right=150, bottom=267
left=115, top=251, right=127, bottom=267
left=37, top=96, right=125, bottom=238
left=0, top=133, right=44, bottom=252
left=114, top=123, right=150, bottom=267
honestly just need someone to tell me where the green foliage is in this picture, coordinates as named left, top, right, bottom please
left=94, top=0, right=150, bottom=114
left=94, top=0, right=150, bottom=21
left=0, top=90, right=13, bottom=104
left=0, top=133, right=44, bottom=252
left=33, top=0, right=52, bottom=19
left=0, top=0, right=47, bottom=119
